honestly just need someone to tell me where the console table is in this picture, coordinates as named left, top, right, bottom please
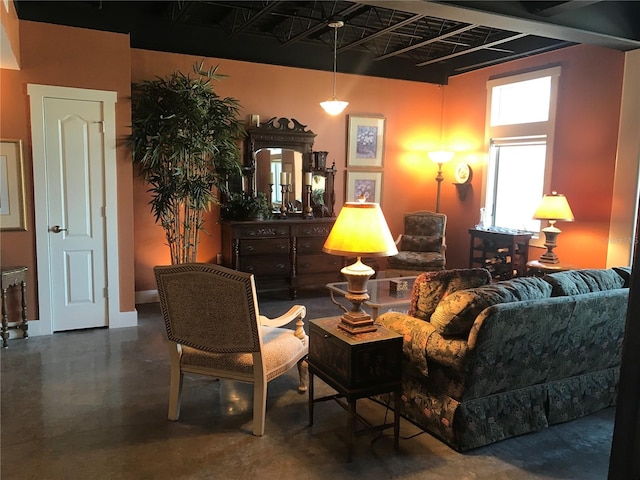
left=308, top=316, right=402, bottom=461
left=1, top=266, right=28, bottom=348
left=220, top=218, right=342, bottom=298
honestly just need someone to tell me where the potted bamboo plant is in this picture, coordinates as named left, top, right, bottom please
left=130, top=61, right=244, bottom=264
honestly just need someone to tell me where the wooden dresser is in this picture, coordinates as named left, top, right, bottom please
left=221, top=218, right=342, bottom=298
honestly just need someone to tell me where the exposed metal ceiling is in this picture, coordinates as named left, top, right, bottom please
left=15, top=1, right=640, bottom=85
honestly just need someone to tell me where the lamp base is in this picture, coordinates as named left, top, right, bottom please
left=337, top=257, right=377, bottom=334
left=538, top=224, right=561, bottom=264
left=337, top=310, right=377, bottom=334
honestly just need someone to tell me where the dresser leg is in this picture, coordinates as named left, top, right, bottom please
left=347, top=399, right=356, bottom=462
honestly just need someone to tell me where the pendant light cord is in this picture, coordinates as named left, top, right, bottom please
left=332, top=23, right=338, bottom=99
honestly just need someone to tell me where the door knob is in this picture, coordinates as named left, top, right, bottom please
left=50, top=225, right=68, bottom=233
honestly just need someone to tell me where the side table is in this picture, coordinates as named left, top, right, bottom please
left=308, top=316, right=402, bottom=461
left=1, top=266, right=28, bottom=348
left=526, top=260, right=575, bottom=277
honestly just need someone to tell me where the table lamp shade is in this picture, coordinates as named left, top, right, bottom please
left=533, top=192, right=575, bottom=221
left=323, top=202, right=398, bottom=257
left=323, top=202, right=398, bottom=334
left=532, top=192, right=574, bottom=264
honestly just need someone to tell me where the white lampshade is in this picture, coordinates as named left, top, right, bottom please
left=320, top=99, right=349, bottom=116
left=323, top=202, right=398, bottom=257
left=533, top=192, right=575, bottom=221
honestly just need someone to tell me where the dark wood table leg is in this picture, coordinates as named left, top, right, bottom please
left=393, top=391, right=400, bottom=452
left=348, top=399, right=356, bottom=462
left=1, top=287, right=8, bottom=348
left=20, top=280, right=28, bottom=338
left=308, top=370, right=314, bottom=426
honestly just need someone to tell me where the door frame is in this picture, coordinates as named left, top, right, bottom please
left=28, top=84, right=130, bottom=335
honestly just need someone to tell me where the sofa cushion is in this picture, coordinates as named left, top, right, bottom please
left=544, top=269, right=625, bottom=296
left=400, top=234, right=442, bottom=252
left=430, top=277, right=552, bottom=337
left=407, top=268, right=492, bottom=321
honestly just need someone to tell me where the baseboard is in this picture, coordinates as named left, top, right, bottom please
left=135, top=289, right=159, bottom=304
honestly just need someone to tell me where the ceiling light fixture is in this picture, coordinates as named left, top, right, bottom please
left=320, top=20, right=348, bottom=116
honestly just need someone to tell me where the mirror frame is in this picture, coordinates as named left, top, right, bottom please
left=243, top=117, right=335, bottom=217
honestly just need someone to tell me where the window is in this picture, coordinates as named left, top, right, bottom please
left=483, top=67, right=561, bottom=241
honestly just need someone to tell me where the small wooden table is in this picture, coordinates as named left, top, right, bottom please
left=1, top=266, right=28, bottom=348
left=308, top=316, right=402, bottom=461
left=526, top=260, right=575, bottom=277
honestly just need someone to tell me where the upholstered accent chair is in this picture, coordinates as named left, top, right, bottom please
left=154, top=263, right=309, bottom=436
left=387, top=211, right=447, bottom=277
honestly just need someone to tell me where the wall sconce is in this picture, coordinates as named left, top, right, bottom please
left=532, top=191, right=575, bottom=264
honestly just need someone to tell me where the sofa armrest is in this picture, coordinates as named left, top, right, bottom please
left=378, top=312, right=434, bottom=376
left=379, top=311, right=469, bottom=377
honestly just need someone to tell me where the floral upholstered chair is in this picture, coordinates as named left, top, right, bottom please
left=154, top=263, right=309, bottom=436
left=387, top=210, right=447, bottom=277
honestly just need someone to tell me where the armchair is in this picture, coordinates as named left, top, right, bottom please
left=154, top=263, right=308, bottom=436
left=387, top=210, right=447, bottom=277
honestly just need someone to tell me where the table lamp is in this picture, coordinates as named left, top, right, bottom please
left=323, top=202, right=398, bottom=334
left=532, top=191, right=575, bottom=264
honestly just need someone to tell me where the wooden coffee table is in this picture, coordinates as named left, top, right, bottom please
left=326, top=276, right=417, bottom=320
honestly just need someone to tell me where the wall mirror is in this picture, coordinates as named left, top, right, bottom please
left=241, top=117, right=335, bottom=218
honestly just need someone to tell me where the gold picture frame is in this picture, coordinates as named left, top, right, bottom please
left=0, top=139, right=27, bottom=231
left=347, top=114, right=386, bottom=168
left=346, top=170, right=383, bottom=204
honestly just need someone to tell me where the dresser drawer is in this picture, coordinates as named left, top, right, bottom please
left=240, top=238, right=290, bottom=255
left=235, top=224, right=289, bottom=238
left=297, top=237, right=326, bottom=254
left=297, top=253, right=342, bottom=274
left=239, top=255, right=290, bottom=276
left=292, top=223, right=334, bottom=237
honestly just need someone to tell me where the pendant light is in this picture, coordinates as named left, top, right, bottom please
left=320, top=20, right=348, bottom=115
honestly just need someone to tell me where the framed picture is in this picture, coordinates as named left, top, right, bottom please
left=347, top=115, right=385, bottom=168
left=346, top=171, right=383, bottom=204
left=0, top=139, right=27, bottom=231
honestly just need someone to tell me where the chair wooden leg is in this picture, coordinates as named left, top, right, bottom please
left=297, top=357, right=308, bottom=393
left=252, top=381, right=267, bottom=436
left=168, top=347, right=183, bottom=421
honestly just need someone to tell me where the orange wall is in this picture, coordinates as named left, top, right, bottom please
left=131, top=49, right=444, bottom=290
left=0, top=21, right=135, bottom=316
left=445, top=44, right=625, bottom=269
left=0, top=19, right=627, bottom=311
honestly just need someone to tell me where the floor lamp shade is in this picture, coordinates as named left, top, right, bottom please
left=533, top=192, right=575, bottom=264
left=323, top=202, right=398, bottom=333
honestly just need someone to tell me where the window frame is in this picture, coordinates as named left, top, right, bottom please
left=482, top=66, right=561, bottom=246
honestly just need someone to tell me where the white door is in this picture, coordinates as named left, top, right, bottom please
left=28, top=85, right=122, bottom=334
left=44, top=98, right=107, bottom=330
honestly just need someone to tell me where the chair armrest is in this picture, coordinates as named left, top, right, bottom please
left=378, top=312, right=437, bottom=376
left=260, top=305, right=307, bottom=343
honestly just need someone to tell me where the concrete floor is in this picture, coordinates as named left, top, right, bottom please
left=1, top=296, right=615, bottom=480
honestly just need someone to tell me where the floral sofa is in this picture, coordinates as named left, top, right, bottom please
left=377, top=267, right=631, bottom=451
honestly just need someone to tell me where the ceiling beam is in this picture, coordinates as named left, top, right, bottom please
left=416, top=32, right=527, bottom=66
left=357, top=0, right=640, bottom=50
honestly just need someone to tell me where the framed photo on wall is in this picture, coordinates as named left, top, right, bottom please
left=347, top=115, right=386, bottom=168
left=0, top=139, right=27, bottom=231
left=346, top=171, right=383, bottom=204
